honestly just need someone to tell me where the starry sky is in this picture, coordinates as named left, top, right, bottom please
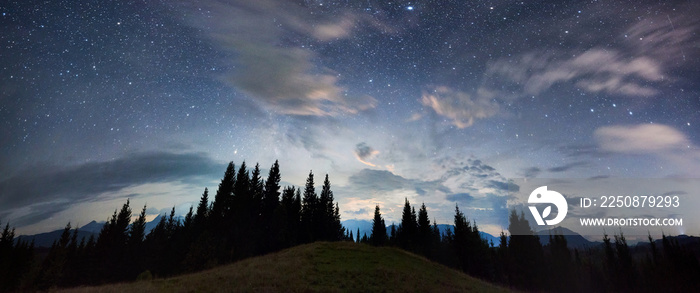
left=2, top=0, right=699, bottom=238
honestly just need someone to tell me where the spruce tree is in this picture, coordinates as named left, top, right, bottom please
left=250, top=162, right=264, bottom=217
left=232, top=162, right=252, bottom=221
left=129, top=204, right=147, bottom=247
left=417, top=203, right=431, bottom=255
left=262, top=160, right=281, bottom=220
left=261, top=161, right=282, bottom=252
left=280, top=186, right=298, bottom=247
left=507, top=210, right=544, bottom=290
left=317, top=174, right=343, bottom=241
left=210, top=162, right=235, bottom=222
left=301, top=171, right=317, bottom=242
left=166, top=206, right=179, bottom=235
left=397, top=198, right=417, bottom=250
left=128, top=204, right=148, bottom=280
left=39, top=223, right=72, bottom=288
left=194, top=188, right=209, bottom=230
left=293, top=188, right=302, bottom=243
left=228, top=162, right=253, bottom=258
left=183, top=206, right=194, bottom=231
left=370, top=205, right=387, bottom=246
left=318, top=174, right=332, bottom=240
left=332, top=202, right=344, bottom=241
left=115, top=199, right=132, bottom=245
left=452, top=204, right=491, bottom=278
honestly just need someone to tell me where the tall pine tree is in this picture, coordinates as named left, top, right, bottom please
left=194, top=187, right=209, bottom=230
left=370, top=205, right=387, bottom=246
left=210, top=162, right=235, bottom=223
left=301, top=171, right=317, bottom=242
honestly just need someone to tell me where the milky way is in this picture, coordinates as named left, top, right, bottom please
left=1, top=0, right=699, bottom=236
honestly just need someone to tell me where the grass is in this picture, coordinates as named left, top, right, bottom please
left=55, top=242, right=512, bottom=293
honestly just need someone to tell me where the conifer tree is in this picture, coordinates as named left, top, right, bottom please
left=294, top=187, right=302, bottom=220
left=166, top=206, right=179, bottom=235
left=361, top=233, right=369, bottom=244
left=318, top=174, right=332, bottom=240
left=332, top=202, right=344, bottom=240
left=260, top=161, right=282, bottom=252
left=417, top=203, right=431, bottom=255
left=262, top=160, right=281, bottom=220
left=183, top=206, right=194, bottom=231
left=251, top=163, right=264, bottom=202
left=547, top=233, right=573, bottom=291
left=210, top=162, right=235, bottom=222
left=194, top=188, right=209, bottom=230
left=129, top=204, right=147, bottom=247
left=301, top=171, right=317, bottom=242
left=232, top=162, right=252, bottom=221
left=507, top=210, right=544, bottom=290
left=127, top=204, right=148, bottom=280
left=115, top=199, right=132, bottom=244
left=370, top=205, right=387, bottom=246
left=250, top=162, right=264, bottom=220
left=316, top=174, right=343, bottom=241
left=0, top=222, right=15, bottom=254
left=39, top=223, right=72, bottom=288
left=397, top=198, right=418, bottom=250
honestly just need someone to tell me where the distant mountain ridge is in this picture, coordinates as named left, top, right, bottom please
left=535, top=226, right=596, bottom=249
left=15, top=214, right=181, bottom=248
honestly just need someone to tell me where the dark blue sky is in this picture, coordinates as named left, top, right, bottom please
left=1, top=0, right=699, bottom=236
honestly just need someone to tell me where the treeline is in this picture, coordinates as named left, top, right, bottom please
left=2, top=161, right=700, bottom=292
left=363, top=201, right=700, bottom=292
left=0, top=160, right=348, bottom=291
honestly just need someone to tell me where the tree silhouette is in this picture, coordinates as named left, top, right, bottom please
left=417, top=203, right=431, bottom=255
left=261, top=161, right=282, bottom=253
left=370, top=205, right=387, bottom=246
left=397, top=198, right=418, bottom=251
left=130, top=205, right=147, bottom=247
left=506, top=210, right=543, bottom=290
left=210, top=162, right=235, bottom=223
left=301, top=171, right=317, bottom=242
left=452, top=204, right=490, bottom=278
left=194, top=188, right=209, bottom=230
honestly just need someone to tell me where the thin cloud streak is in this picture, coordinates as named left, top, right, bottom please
left=0, top=152, right=225, bottom=227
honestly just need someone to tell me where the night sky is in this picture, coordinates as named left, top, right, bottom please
left=2, top=0, right=699, bottom=237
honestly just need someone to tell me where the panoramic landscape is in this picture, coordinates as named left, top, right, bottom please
left=2, top=0, right=700, bottom=291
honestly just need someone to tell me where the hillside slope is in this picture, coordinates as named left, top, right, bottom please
left=57, top=242, right=511, bottom=292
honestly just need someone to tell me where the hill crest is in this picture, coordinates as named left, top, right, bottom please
left=57, top=242, right=511, bottom=293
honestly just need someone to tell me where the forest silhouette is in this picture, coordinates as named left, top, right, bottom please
left=1, top=160, right=699, bottom=292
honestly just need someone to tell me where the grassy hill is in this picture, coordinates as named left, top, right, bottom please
left=56, top=242, right=512, bottom=292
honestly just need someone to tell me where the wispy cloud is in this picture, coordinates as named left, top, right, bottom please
left=421, top=86, right=499, bottom=128
left=594, top=124, right=690, bottom=154
left=179, top=0, right=377, bottom=116
left=486, top=49, right=663, bottom=98
left=522, top=167, right=541, bottom=178
left=354, top=142, right=379, bottom=167
left=547, top=161, right=588, bottom=173
left=594, top=123, right=700, bottom=175
left=470, top=2, right=699, bottom=111
left=0, top=152, right=224, bottom=227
